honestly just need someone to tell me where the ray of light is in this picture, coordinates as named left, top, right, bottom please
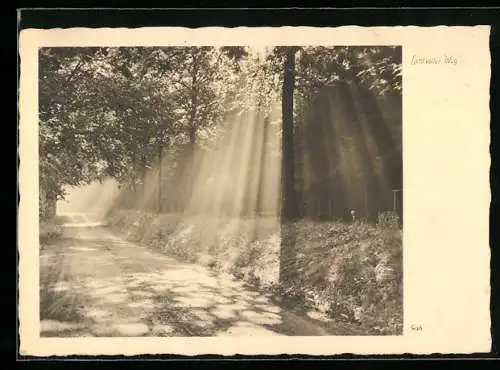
left=345, top=82, right=394, bottom=203
left=325, top=85, right=360, bottom=213
left=57, top=178, right=121, bottom=220
left=55, top=73, right=285, bottom=255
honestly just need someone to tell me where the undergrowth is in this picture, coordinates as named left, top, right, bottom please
left=107, top=209, right=403, bottom=335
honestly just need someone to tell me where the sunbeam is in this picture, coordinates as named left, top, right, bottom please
left=57, top=179, right=121, bottom=221
left=39, top=45, right=403, bottom=339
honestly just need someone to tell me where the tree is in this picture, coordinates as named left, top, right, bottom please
left=152, top=46, right=240, bottom=211
left=38, top=45, right=402, bottom=225
left=39, top=47, right=108, bottom=205
left=273, top=46, right=301, bottom=283
left=39, top=47, right=183, bottom=212
left=280, top=46, right=300, bottom=221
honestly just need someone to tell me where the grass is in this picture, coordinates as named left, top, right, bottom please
left=107, top=209, right=403, bottom=335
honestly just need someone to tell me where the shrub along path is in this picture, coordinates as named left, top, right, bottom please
left=40, top=213, right=364, bottom=337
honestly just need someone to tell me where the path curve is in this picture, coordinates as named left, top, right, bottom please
left=40, top=213, right=352, bottom=337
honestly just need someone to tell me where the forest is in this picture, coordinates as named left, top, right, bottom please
left=39, top=45, right=403, bottom=335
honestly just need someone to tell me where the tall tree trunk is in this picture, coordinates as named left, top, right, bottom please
left=130, top=153, right=139, bottom=208
left=157, top=144, right=162, bottom=214
left=184, top=123, right=196, bottom=212
left=183, top=63, right=198, bottom=212
left=280, top=46, right=299, bottom=284
left=281, top=47, right=299, bottom=221
left=293, top=97, right=306, bottom=219
left=140, top=151, right=147, bottom=210
left=256, top=116, right=270, bottom=215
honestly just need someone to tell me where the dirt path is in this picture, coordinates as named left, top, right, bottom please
left=40, top=213, right=352, bottom=337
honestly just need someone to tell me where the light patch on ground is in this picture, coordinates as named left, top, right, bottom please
left=85, top=309, right=113, bottom=320
left=69, top=247, right=98, bottom=252
left=252, top=295, right=273, bottom=304
left=127, top=299, right=156, bottom=309
left=85, top=280, right=113, bottom=290
left=210, top=306, right=237, bottom=320
left=255, top=304, right=281, bottom=314
left=103, top=292, right=129, bottom=303
left=151, top=324, right=175, bottom=336
left=191, top=308, right=214, bottom=322
left=240, top=310, right=282, bottom=325
left=112, top=323, right=150, bottom=336
left=41, top=320, right=85, bottom=333
left=173, top=296, right=213, bottom=308
left=306, top=310, right=331, bottom=322
left=192, top=319, right=216, bottom=330
left=49, top=281, right=71, bottom=292
left=148, top=283, right=171, bottom=293
left=210, top=295, right=232, bottom=305
left=90, top=285, right=123, bottom=296
left=219, top=302, right=251, bottom=311
left=90, top=325, right=116, bottom=337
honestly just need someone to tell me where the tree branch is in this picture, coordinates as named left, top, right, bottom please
left=63, top=58, right=84, bottom=89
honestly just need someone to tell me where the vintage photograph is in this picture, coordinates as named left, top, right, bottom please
left=38, top=45, right=403, bottom=338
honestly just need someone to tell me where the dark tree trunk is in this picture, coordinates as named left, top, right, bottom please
left=40, top=188, right=57, bottom=220
left=189, top=122, right=196, bottom=148
left=280, top=47, right=299, bottom=222
left=183, top=124, right=197, bottom=211
left=182, top=54, right=199, bottom=213
left=139, top=151, right=148, bottom=210
left=293, top=100, right=306, bottom=219
left=280, top=47, right=299, bottom=284
left=157, top=144, right=163, bottom=214
left=256, top=116, right=269, bottom=215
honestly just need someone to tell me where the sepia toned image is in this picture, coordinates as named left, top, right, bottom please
left=38, top=45, right=403, bottom=338
left=19, top=26, right=491, bottom=356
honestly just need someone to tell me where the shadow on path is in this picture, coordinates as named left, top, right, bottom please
left=40, top=222, right=362, bottom=337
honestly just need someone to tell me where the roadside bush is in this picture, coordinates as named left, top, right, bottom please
left=107, top=209, right=402, bottom=335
